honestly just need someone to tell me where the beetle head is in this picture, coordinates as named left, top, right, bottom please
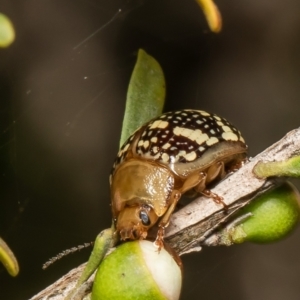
left=116, top=204, right=159, bottom=240
left=111, top=159, right=175, bottom=240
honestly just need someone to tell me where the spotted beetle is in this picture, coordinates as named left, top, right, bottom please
left=110, top=109, right=247, bottom=246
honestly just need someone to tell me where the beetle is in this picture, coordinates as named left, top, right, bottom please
left=110, top=109, right=247, bottom=246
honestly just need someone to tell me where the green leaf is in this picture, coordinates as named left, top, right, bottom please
left=0, top=13, right=15, bottom=48
left=67, top=226, right=116, bottom=299
left=195, top=0, right=222, bottom=33
left=0, top=237, right=19, bottom=277
left=119, top=49, right=166, bottom=147
left=253, top=156, right=300, bottom=178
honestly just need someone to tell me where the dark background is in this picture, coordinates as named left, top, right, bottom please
left=1, top=0, right=300, bottom=299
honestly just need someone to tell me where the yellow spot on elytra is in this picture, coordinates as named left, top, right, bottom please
left=152, top=146, right=159, bottom=153
left=206, top=137, right=219, bottom=146
left=143, top=140, right=149, bottom=149
left=199, top=110, right=210, bottom=116
left=185, top=151, right=197, bottom=161
left=178, top=150, right=187, bottom=157
left=174, top=127, right=208, bottom=144
left=188, top=129, right=202, bottom=141
left=196, top=133, right=209, bottom=145
left=222, top=126, right=232, bottom=132
left=151, top=137, right=158, bottom=143
left=173, top=127, right=183, bottom=136
left=150, top=120, right=169, bottom=129
left=161, top=153, right=169, bottom=162
left=162, top=143, right=171, bottom=149
left=123, top=143, right=130, bottom=152
left=222, top=132, right=238, bottom=141
left=173, top=127, right=198, bottom=139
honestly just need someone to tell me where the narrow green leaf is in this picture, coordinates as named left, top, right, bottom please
left=0, top=13, right=15, bottom=48
left=119, top=49, right=166, bottom=147
left=0, top=237, right=19, bottom=277
left=67, top=226, right=117, bottom=299
left=195, top=0, right=222, bottom=33
left=253, top=156, right=300, bottom=178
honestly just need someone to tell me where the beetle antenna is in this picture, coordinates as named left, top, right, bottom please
left=42, top=242, right=94, bottom=270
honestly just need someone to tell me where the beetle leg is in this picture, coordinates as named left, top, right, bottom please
left=194, top=162, right=228, bottom=208
left=227, top=157, right=248, bottom=173
left=154, top=227, right=165, bottom=250
left=192, top=162, right=225, bottom=194
left=201, top=189, right=227, bottom=208
left=154, top=191, right=181, bottom=250
left=205, top=161, right=225, bottom=184
left=193, top=172, right=207, bottom=193
left=181, top=172, right=206, bottom=193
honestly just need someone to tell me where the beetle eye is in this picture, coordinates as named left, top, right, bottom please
left=139, top=210, right=151, bottom=226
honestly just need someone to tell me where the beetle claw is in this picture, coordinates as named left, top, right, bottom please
left=154, top=227, right=165, bottom=251
left=120, top=225, right=148, bottom=241
left=119, top=228, right=134, bottom=240
left=201, top=189, right=228, bottom=209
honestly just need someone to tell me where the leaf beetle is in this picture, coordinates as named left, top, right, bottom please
left=110, top=109, right=247, bottom=246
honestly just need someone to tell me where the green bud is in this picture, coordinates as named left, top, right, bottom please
left=92, top=240, right=182, bottom=300
left=232, top=182, right=300, bottom=243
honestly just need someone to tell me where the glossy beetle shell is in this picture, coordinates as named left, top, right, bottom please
left=110, top=109, right=247, bottom=241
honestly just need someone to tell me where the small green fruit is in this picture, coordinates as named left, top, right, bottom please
left=92, top=240, right=182, bottom=300
left=232, top=182, right=300, bottom=243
